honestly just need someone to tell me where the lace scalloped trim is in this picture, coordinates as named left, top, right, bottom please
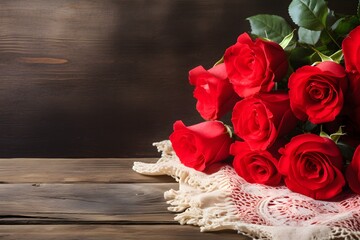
left=132, top=140, right=360, bottom=240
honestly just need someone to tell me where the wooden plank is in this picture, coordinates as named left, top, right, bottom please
left=0, top=225, right=250, bottom=240
left=0, top=0, right=230, bottom=158
left=0, top=158, right=173, bottom=183
left=0, top=183, right=177, bottom=223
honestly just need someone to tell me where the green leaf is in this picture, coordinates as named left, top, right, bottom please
left=329, top=126, right=346, bottom=144
left=298, top=27, right=321, bottom=45
left=330, top=49, right=343, bottom=63
left=326, top=10, right=337, bottom=28
left=319, top=29, right=332, bottom=46
left=247, top=14, right=293, bottom=43
left=289, top=47, right=315, bottom=68
left=213, top=56, right=224, bottom=67
left=311, top=47, right=343, bottom=64
left=320, top=125, right=346, bottom=144
left=320, top=125, right=329, bottom=137
left=279, top=30, right=295, bottom=49
left=224, top=124, right=234, bottom=139
left=358, top=0, right=360, bottom=19
left=311, top=47, right=332, bottom=62
left=331, top=16, right=360, bottom=37
left=303, top=121, right=318, bottom=133
left=309, top=51, right=321, bottom=63
left=337, top=142, right=355, bottom=165
left=289, top=0, right=328, bottom=30
left=320, top=131, right=330, bottom=138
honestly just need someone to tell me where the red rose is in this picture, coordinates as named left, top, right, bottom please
left=189, top=63, right=239, bottom=120
left=278, top=134, right=345, bottom=200
left=231, top=141, right=282, bottom=186
left=231, top=92, right=297, bottom=150
left=343, top=25, right=360, bottom=105
left=346, top=145, right=360, bottom=194
left=224, top=33, right=288, bottom=98
left=169, top=120, right=233, bottom=172
left=288, top=61, right=348, bottom=124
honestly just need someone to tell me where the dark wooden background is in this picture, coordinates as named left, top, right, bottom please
left=0, top=0, right=356, bottom=157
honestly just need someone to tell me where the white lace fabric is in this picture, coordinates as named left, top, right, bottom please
left=133, top=140, right=360, bottom=240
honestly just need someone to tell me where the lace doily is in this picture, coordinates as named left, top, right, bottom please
left=133, top=140, right=360, bottom=240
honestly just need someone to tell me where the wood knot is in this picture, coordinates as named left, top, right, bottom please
left=17, top=57, right=68, bottom=64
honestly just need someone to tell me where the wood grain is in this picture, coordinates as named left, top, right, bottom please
left=16, top=57, right=69, bottom=64
left=0, top=225, right=249, bottom=240
left=0, top=183, right=176, bottom=223
left=0, top=158, right=248, bottom=239
left=0, top=158, right=173, bottom=183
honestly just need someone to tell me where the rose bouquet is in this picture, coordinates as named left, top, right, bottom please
left=169, top=0, right=360, bottom=200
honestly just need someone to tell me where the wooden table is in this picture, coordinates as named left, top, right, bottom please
left=0, top=158, right=250, bottom=239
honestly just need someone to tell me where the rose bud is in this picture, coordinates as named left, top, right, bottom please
left=169, top=120, right=233, bottom=172
left=189, top=63, right=240, bottom=121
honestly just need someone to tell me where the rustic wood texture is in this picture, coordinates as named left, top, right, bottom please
left=0, top=158, right=173, bottom=183
left=0, top=0, right=356, bottom=158
left=0, top=225, right=243, bottom=240
left=0, top=183, right=175, bottom=222
left=0, top=158, right=251, bottom=239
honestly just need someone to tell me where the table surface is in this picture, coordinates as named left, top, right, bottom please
left=0, top=158, right=250, bottom=239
